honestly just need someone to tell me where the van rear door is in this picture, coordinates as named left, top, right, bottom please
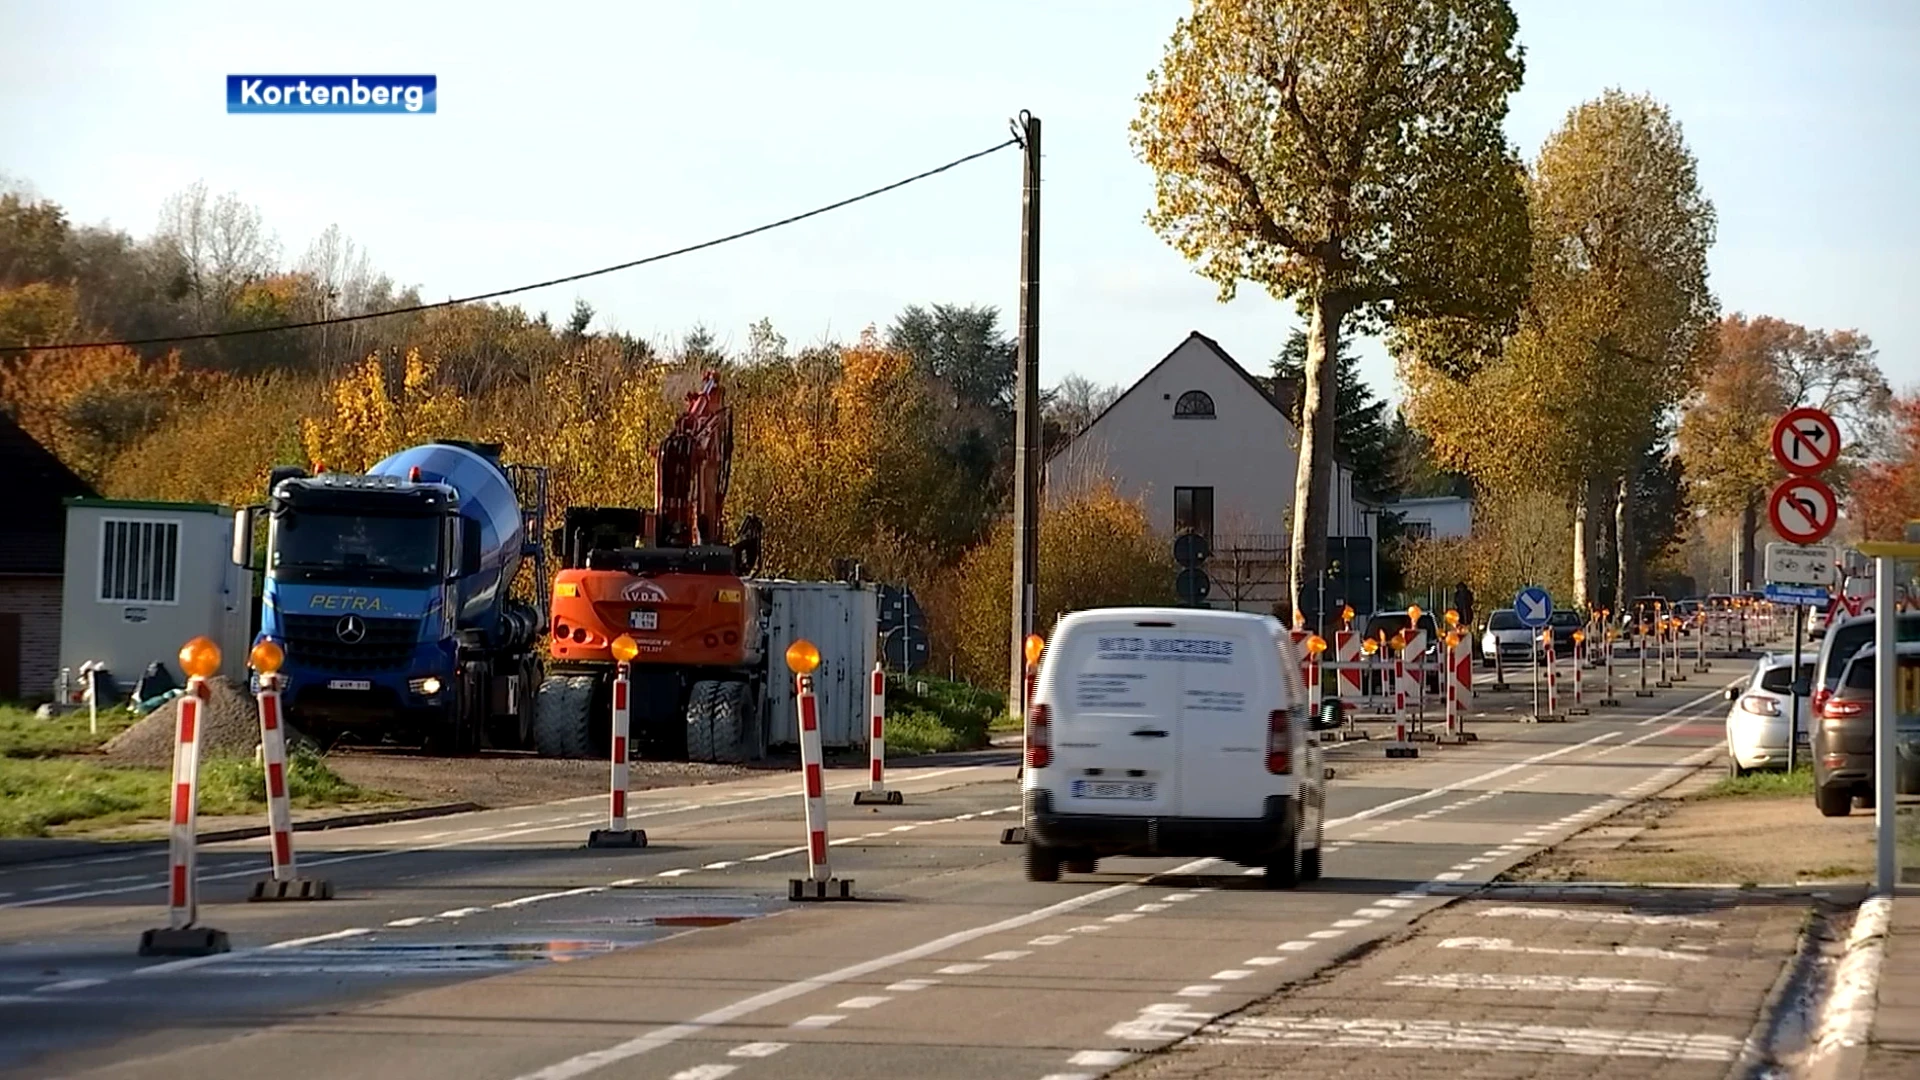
left=1050, top=621, right=1183, bottom=817
left=1176, top=621, right=1282, bottom=819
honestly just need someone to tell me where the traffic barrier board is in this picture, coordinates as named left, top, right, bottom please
left=1768, top=476, right=1838, bottom=545
left=1771, top=407, right=1842, bottom=475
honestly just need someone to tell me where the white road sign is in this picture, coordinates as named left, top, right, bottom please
left=1764, top=542, right=1838, bottom=587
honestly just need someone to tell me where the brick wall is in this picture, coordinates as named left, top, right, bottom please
left=0, top=575, right=62, bottom=701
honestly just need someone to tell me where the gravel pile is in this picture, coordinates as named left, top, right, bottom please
left=103, top=676, right=278, bottom=766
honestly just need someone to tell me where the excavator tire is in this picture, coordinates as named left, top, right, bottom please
left=532, top=675, right=595, bottom=759
left=685, top=680, right=722, bottom=763
left=708, top=681, right=751, bottom=764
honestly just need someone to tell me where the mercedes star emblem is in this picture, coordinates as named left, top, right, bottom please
left=335, top=614, right=367, bottom=643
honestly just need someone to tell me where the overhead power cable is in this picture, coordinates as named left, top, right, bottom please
left=2, top=136, right=1021, bottom=354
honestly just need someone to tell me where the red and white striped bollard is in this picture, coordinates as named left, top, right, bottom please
left=247, top=639, right=335, bottom=899
left=855, top=662, right=903, bottom=805
left=139, top=637, right=230, bottom=956
left=788, top=639, right=852, bottom=900
left=589, top=637, right=648, bottom=848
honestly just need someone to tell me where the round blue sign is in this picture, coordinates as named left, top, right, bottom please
left=1514, top=586, right=1553, bottom=629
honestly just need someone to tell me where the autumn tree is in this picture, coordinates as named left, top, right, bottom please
left=1133, top=0, right=1531, bottom=621
left=1852, top=392, right=1920, bottom=540
left=1678, top=315, right=1888, bottom=587
left=1402, top=90, right=1717, bottom=607
left=1271, top=330, right=1393, bottom=499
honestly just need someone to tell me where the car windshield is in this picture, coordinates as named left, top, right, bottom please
left=272, top=511, right=443, bottom=579
left=1488, top=610, right=1522, bottom=630
left=1822, top=615, right=1920, bottom=688
left=1548, top=611, right=1581, bottom=629
left=1759, top=662, right=1813, bottom=694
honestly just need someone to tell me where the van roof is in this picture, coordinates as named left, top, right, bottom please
left=1054, top=606, right=1278, bottom=633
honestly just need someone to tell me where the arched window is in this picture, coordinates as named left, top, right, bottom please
left=1174, top=390, right=1215, bottom=418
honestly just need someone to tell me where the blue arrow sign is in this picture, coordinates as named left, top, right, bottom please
left=1514, top=586, right=1553, bottom=629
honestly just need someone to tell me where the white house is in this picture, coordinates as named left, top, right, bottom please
left=1045, top=331, right=1381, bottom=616
left=1386, top=495, right=1474, bottom=540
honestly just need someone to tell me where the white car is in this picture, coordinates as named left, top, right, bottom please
left=1480, top=609, right=1534, bottom=669
left=1723, top=653, right=1813, bottom=777
left=1019, top=606, right=1329, bottom=886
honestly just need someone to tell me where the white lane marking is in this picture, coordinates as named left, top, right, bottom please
left=826, top=838, right=859, bottom=847
left=506, top=857, right=1217, bottom=1080
left=1306, top=929, right=1345, bottom=940
left=129, top=927, right=373, bottom=978
left=1165, top=893, right=1200, bottom=902
left=702, top=861, right=738, bottom=870
left=1354, top=907, right=1393, bottom=918
left=1439, top=937, right=1707, bottom=963
left=1028, top=935, right=1071, bottom=946
left=1278, top=942, right=1314, bottom=952
left=1191, top=1016, right=1744, bottom=1061
left=836, top=996, right=891, bottom=1009
left=36, top=977, right=105, bottom=993
left=1068, top=924, right=1111, bottom=933
left=1105, top=913, right=1144, bottom=923
left=1, top=764, right=994, bottom=910
left=727, top=1043, right=787, bottom=1058
left=1244, top=957, right=1285, bottom=966
left=937, top=963, right=989, bottom=975
left=657, top=869, right=696, bottom=878
left=1479, top=906, right=1720, bottom=928
left=1385, top=973, right=1666, bottom=993
left=1134, top=902, right=1171, bottom=912
left=609, top=878, right=648, bottom=888
left=889, top=825, right=917, bottom=832
left=1394, top=890, right=1430, bottom=900
left=1435, top=872, right=1465, bottom=881
left=743, top=847, right=807, bottom=862
left=885, top=979, right=938, bottom=992
left=669, top=1066, right=736, bottom=1080
left=493, top=887, right=604, bottom=909
left=983, top=950, right=1031, bottom=961
left=1039, top=1074, right=1095, bottom=1080
left=385, top=917, right=430, bottom=927
left=789, top=1015, right=844, bottom=1029
left=1211, top=970, right=1253, bottom=980
left=1450, top=863, right=1479, bottom=871
left=1068, top=1050, right=1134, bottom=1067
left=1176, top=985, right=1223, bottom=997
left=1376, top=899, right=1415, bottom=909
left=1330, top=919, right=1371, bottom=929
left=435, top=907, right=486, bottom=919
left=1108, top=1001, right=1221, bottom=1042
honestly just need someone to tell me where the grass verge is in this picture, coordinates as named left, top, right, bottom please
left=0, top=746, right=380, bottom=838
left=0, top=703, right=140, bottom=758
left=1690, top=764, right=1815, bottom=801
left=883, top=675, right=1002, bottom=755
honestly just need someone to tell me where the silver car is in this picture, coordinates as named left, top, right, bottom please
left=1722, top=653, right=1813, bottom=776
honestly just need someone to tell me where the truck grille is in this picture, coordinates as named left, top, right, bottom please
left=281, top=614, right=420, bottom=673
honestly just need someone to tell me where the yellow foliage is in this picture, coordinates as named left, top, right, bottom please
left=0, top=345, right=193, bottom=481
left=299, top=349, right=466, bottom=472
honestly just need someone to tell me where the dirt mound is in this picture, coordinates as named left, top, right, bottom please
left=103, top=676, right=275, bottom=767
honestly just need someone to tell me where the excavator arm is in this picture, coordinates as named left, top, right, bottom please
left=652, top=370, right=760, bottom=573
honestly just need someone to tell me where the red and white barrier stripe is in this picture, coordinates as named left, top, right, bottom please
left=1546, top=634, right=1559, bottom=716
left=855, top=664, right=902, bottom=804
left=1290, top=629, right=1309, bottom=691
left=1405, top=629, right=1428, bottom=715
left=255, top=675, right=296, bottom=881
left=1335, top=630, right=1361, bottom=701
left=609, top=665, right=632, bottom=830
left=1571, top=636, right=1586, bottom=713
left=797, top=673, right=831, bottom=883
left=166, top=678, right=208, bottom=930
left=1445, top=635, right=1472, bottom=739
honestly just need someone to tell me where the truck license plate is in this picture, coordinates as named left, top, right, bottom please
left=1072, top=780, right=1156, bottom=801
left=629, top=609, right=658, bottom=630
left=328, top=679, right=371, bottom=691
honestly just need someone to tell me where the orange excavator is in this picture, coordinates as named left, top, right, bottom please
left=534, top=371, right=767, bottom=761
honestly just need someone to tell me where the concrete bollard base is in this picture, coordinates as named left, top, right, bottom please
left=587, top=829, right=648, bottom=849
left=788, top=877, right=854, bottom=901
left=138, top=926, right=229, bottom=957
left=853, top=790, right=904, bottom=806
left=248, top=877, right=334, bottom=901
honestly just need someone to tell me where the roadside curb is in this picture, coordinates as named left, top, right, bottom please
left=1729, top=904, right=1829, bottom=1080
left=1806, top=894, right=1893, bottom=1080
left=0, top=803, right=486, bottom=868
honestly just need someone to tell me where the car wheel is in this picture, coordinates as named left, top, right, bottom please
left=1264, top=835, right=1302, bottom=889
left=1024, top=842, right=1062, bottom=882
left=1300, top=814, right=1324, bottom=882
left=1726, top=754, right=1747, bottom=779
left=1815, top=784, right=1852, bottom=818
left=1064, top=856, right=1097, bottom=874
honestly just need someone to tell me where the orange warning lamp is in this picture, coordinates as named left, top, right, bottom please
left=1444, top=608, right=1459, bottom=628
left=1390, top=631, right=1408, bottom=651
left=1572, top=629, right=1586, bottom=645
left=1406, top=604, right=1422, bottom=623
left=785, top=638, right=821, bottom=675
left=1361, top=638, right=1379, bottom=656
left=248, top=638, right=284, bottom=675
left=1341, top=604, right=1355, bottom=627
left=1024, top=634, right=1045, bottom=668
left=179, top=636, right=222, bottom=680
left=1306, top=634, right=1327, bottom=656
left=611, top=634, right=640, bottom=663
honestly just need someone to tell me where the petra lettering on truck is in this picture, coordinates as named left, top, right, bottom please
left=306, top=594, right=385, bottom=611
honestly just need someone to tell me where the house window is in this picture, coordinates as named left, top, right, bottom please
left=99, top=518, right=181, bottom=604
left=1173, top=390, right=1215, bottom=418
left=1174, top=486, right=1214, bottom=539
left=1403, top=521, right=1435, bottom=540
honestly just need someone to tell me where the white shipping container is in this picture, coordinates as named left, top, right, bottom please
left=757, top=580, right=878, bottom=749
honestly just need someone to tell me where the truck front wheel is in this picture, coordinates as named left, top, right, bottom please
left=533, top=675, right=595, bottom=758
left=685, top=681, right=722, bottom=762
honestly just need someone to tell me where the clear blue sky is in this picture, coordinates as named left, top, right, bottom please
left=2, top=0, right=1915, bottom=402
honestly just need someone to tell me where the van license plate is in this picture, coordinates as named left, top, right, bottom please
left=1072, top=780, right=1155, bottom=800
left=629, top=609, right=658, bottom=630
left=328, top=679, right=371, bottom=691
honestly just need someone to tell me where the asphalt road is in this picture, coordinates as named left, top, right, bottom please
left=0, top=676, right=1745, bottom=1080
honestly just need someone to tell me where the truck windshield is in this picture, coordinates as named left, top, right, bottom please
left=272, top=512, right=442, bottom=579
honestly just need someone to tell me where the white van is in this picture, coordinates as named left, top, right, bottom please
left=1019, top=607, right=1329, bottom=886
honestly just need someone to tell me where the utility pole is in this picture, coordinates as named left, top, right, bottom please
left=1009, top=111, right=1041, bottom=714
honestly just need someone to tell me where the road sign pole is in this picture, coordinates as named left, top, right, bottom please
left=1876, top=557, right=1897, bottom=895
left=1636, top=625, right=1653, bottom=697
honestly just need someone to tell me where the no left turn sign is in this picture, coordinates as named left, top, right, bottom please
left=1771, top=407, right=1842, bottom=475
left=1768, top=475, right=1839, bottom=545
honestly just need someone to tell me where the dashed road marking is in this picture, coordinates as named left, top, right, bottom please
left=790, top=1014, right=844, bottom=1029
left=886, top=978, right=938, bottom=992
left=1067, top=1049, right=1134, bottom=1067
left=1028, top=935, right=1071, bottom=946
left=726, top=1043, right=786, bottom=1058
left=1385, top=973, right=1667, bottom=993
left=936, top=963, right=988, bottom=975
left=1176, top=985, right=1223, bottom=997
left=836, top=996, right=891, bottom=1009
left=668, top=1065, right=736, bottom=1080
left=983, top=950, right=1031, bottom=961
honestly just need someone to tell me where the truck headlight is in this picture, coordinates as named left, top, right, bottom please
left=411, top=676, right=443, bottom=696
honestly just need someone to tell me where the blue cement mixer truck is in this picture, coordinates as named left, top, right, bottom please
left=231, top=441, right=550, bottom=751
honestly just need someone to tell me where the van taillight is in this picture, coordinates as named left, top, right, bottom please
left=1026, top=703, right=1051, bottom=769
left=1267, top=709, right=1291, bottom=774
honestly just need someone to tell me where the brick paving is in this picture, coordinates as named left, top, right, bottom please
left=1120, top=888, right=1809, bottom=1080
